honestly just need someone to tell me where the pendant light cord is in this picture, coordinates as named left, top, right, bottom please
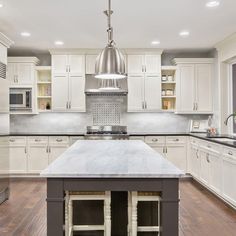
left=104, top=0, right=114, bottom=46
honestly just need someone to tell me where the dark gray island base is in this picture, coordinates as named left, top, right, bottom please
left=42, top=140, right=182, bottom=236
left=47, top=178, right=179, bottom=236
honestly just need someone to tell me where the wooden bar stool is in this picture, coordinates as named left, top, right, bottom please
left=65, top=191, right=111, bottom=236
left=128, top=191, right=161, bottom=236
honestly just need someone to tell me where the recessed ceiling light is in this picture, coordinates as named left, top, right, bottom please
left=0, top=3, right=3, bottom=8
left=21, top=32, right=31, bottom=37
left=179, top=31, right=190, bottom=38
left=206, top=1, right=220, bottom=7
left=151, top=41, right=160, bottom=45
left=54, top=41, right=64, bottom=46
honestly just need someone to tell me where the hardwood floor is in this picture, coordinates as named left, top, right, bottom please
left=0, top=179, right=236, bottom=236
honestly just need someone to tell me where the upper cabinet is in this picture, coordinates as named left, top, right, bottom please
left=7, top=57, right=39, bottom=86
left=174, top=58, right=214, bottom=114
left=127, top=54, right=162, bottom=112
left=51, top=54, right=86, bottom=112
left=85, top=55, right=98, bottom=74
left=127, top=54, right=161, bottom=75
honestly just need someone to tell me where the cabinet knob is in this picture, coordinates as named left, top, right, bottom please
left=228, top=151, right=233, bottom=156
left=9, top=139, right=15, bottom=142
left=152, top=138, right=158, bottom=142
left=174, top=138, right=179, bottom=142
left=35, top=139, right=41, bottom=142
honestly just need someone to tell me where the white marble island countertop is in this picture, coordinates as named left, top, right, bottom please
left=41, top=140, right=183, bottom=178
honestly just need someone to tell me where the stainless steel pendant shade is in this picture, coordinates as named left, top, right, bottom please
left=95, top=0, right=126, bottom=79
left=95, top=45, right=126, bottom=79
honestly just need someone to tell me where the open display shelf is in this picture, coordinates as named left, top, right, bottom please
left=161, top=66, right=177, bottom=111
left=36, top=66, right=52, bottom=112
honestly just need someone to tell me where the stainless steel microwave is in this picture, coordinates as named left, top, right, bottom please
left=9, top=88, right=32, bottom=110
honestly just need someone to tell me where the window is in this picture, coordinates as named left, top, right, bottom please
left=232, top=64, right=236, bottom=133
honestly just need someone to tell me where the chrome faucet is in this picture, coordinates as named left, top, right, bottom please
left=224, top=112, right=236, bottom=126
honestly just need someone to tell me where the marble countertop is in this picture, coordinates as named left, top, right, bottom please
left=41, top=140, right=183, bottom=178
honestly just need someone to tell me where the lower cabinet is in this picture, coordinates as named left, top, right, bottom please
left=145, top=136, right=187, bottom=173
left=222, top=148, right=236, bottom=206
left=189, top=142, right=200, bottom=179
left=9, top=136, right=70, bottom=174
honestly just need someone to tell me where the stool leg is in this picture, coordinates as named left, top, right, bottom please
left=65, top=191, right=69, bottom=236
left=104, top=191, right=111, bottom=236
left=68, top=199, right=73, bottom=236
left=131, top=192, right=138, bottom=236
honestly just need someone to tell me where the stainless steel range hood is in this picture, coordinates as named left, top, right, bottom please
left=85, top=75, right=128, bottom=94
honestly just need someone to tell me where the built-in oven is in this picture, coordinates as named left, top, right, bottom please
left=9, top=88, right=32, bottom=111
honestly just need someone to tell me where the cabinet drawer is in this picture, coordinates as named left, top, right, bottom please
left=199, top=141, right=221, bottom=154
left=145, top=136, right=165, bottom=145
left=129, top=136, right=145, bottom=141
left=190, top=137, right=199, bottom=145
left=9, top=136, right=27, bottom=146
left=28, top=136, right=48, bottom=145
left=223, top=147, right=236, bottom=159
left=49, top=136, right=69, bottom=145
left=166, top=136, right=186, bottom=144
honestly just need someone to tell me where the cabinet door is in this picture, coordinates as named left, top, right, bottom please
left=69, top=75, right=86, bottom=112
left=145, top=55, right=161, bottom=75
left=52, top=76, right=69, bottom=111
left=190, top=145, right=200, bottom=178
left=200, top=151, right=210, bottom=186
left=52, top=55, right=68, bottom=76
left=28, top=146, right=48, bottom=173
left=8, top=63, right=17, bottom=85
left=9, top=146, right=27, bottom=173
left=17, top=63, right=34, bottom=85
left=0, top=76, right=9, bottom=113
left=176, top=65, right=195, bottom=112
left=144, top=76, right=161, bottom=111
left=208, top=152, right=221, bottom=194
left=127, top=55, right=144, bottom=74
left=127, top=76, right=144, bottom=111
left=152, top=146, right=165, bottom=156
left=222, top=155, right=236, bottom=206
left=49, top=146, right=67, bottom=164
left=68, top=55, right=84, bottom=76
left=85, top=55, right=97, bottom=74
left=195, top=64, right=213, bottom=112
left=166, top=145, right=187, bottom=172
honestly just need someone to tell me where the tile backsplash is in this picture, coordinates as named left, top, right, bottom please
left=10, top=112, right=208, bottom=134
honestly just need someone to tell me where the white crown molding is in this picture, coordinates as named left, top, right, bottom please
left=0, top=32, right=14, bottom=48
left=172, top=58, right=214, bottom=65
left=49, top=48, right=163, bottom=55
left=8, top=57, right=40, bottom=64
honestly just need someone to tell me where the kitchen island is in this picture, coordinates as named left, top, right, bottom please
left=41, top=140, right=183, bottom=236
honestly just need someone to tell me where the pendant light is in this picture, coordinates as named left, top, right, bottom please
left=95, top=0, right=126, bottom=79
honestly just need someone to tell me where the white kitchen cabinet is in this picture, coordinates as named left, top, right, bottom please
left=27, top=137, right=49, bottom=173
left=48, top=136, right=69, bottom=164
left=127, top=76, right=144, bottom=111
left=0, top=76, right=9, bottom=113
left=145, top=136, right=187, bottom=172
left=8, top=57, right=39, bottom=86
left=189, top=143, right=200, bottom=179
left=69, top=75, right=86, bottom=111
left=52, top=75, right=68, bottom=111
left=85, top=55, right=97, bottom=74
left=127, top=55, right=161, bottom=75
left=199, top=151, right=210, bottom=186
left=51, top=54, right=86, bottom=112
left=222, top=148, right=236, bottom=206
left=127, top=54, right=161, bottom=112
left=174, top=59, right=213, bottom=114
left=9, top=137, right=27, bottom=174
left=0, top=43, right=7, bottom=64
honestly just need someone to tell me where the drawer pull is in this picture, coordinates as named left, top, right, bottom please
left=152, top=138, right=158, bottom=142
left=56, top=138, right=63, bottom=142
left=35, top=139, right=41, bottom=142
left=207, top=145, right=211, bottom=148
left=174, top=138, right=179, bottom=142
left=228, top=151, right=233, bottom=156
left=9, top=139, right=15, bottom=142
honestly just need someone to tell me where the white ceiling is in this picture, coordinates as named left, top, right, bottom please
left=0, top=0, right=236, bottom=52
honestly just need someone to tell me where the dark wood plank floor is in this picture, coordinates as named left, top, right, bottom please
left=0, top=179, right=236, bottom=236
